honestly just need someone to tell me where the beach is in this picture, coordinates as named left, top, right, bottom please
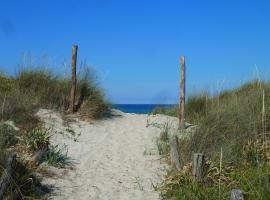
left=37, top=109, right=176, bottom=200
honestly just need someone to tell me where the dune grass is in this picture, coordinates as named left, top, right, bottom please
left=0, top=66, right=110, bottom=198
left=0, top=67, right=110, bottom=121
left=156, top=80, right=270, bottom=199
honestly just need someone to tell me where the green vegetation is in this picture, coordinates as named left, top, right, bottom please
left=0, top=67, right=110, bottom=121
left=0, top=66, right=110, bottom=198
left=156, top=81, right=270, bottom=199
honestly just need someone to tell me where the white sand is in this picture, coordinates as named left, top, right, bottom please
left=36, top=109, right=176, bottom=200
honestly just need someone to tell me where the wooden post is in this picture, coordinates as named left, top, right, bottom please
left=0, top=153, right=16, bottom=199
left=192, top=153, right=206, bottom=182
left=179, top=56, right=186, bottom=129
left=230, top=189, right=246, bottom=200
left=170, top=135, right=181, bottom=170
left=69, top=45, right=78, bottom=113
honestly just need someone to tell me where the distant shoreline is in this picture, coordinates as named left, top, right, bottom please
left=112, top=104, right=176, bottom=114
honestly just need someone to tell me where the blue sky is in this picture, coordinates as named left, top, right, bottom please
left=0, top=0, right=270, bottom=104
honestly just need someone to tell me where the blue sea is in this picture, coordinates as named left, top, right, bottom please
left=113, top=104, right=176, bottom=114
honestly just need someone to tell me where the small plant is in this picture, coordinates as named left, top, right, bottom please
left=45, top=145, right=72, bottom=168
left=23, top=126, right=50, bottom=151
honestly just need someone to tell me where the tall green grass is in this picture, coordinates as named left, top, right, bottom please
left=158, top=80, right=270, bottom=199
left=0, top=67, right=110, bottom=122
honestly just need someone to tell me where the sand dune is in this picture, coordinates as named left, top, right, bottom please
left=36, top=109, right=176, bottom=200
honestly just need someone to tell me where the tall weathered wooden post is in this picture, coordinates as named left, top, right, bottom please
left=179, top=56, right=186, bottom=129
left=69, top=45, right=78, bottom=113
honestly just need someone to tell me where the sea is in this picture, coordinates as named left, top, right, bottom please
left=113, top=104, right=176, bottom=114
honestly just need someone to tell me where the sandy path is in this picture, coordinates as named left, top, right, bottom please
left=37, top=109, right=171, bottom=200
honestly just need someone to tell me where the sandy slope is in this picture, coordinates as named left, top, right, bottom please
left=37, top=109, right=176, bottom=200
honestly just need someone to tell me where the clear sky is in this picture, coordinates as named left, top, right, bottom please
left=0, top=0, right=270, bottom=104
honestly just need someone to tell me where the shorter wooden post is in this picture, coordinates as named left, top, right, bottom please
left=230, top=189, right=246, bottom=200
left=192, top=153, right=206, bottom=182
left=69, top=45, right=78, bottom=113
left=0, top=153, right=16, bottom=199
left=170, top=135, right=181, bottom=170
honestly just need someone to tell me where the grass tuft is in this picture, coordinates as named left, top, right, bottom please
left=22, top=126, right=50, bottom=152
left=45, top=145, right=73, bottom=168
